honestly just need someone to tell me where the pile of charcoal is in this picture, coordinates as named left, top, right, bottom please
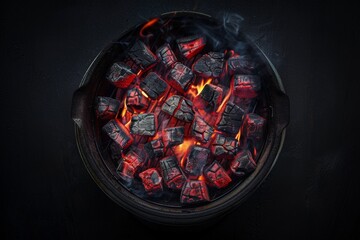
left=96, top=34, right=266, bottom=205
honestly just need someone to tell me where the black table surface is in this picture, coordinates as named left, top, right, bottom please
left=2, top=0, right=360, bottom=239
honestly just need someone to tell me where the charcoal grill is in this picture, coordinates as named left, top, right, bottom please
left=71, top=11, right=289, bottom=226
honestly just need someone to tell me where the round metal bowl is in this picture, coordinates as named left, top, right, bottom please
left=71, top=11, right=289, bottom=226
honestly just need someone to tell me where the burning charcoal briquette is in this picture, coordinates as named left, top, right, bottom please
left=126, top=87, right=149, bottom=113
left=109, top=142, right=122, bottom=161
left=116, top=149, right=145, bottom=181
left=211, top=134, right=238, bottom=159
left=159, top=156, right=186, bottom=190
left=191, top=117, right=214, bottom=143
left=233, top=74, right=261, bottom=98
left=227, top=55, right=258, bottom=74
left=95, top=97, right=120, bottom=119
left=128, top=41, right=157, bottom=70
left=156, top=43, right=177, bottom=68
left=194, top=84, right=223, bottom=112
left=144, top=139, right=164, bottom=159
left=243, top=113, right=266, bottom=140
left=180, top=180, right=210, bottom=204
left=185, top=146, right=210, bottom=178
left=102, top=119, right=133, bottom=150
left=162, top=126, right=184, bottom=147
left=167, top=63, right=194, bottom=93
left=230, top=150, right=256, bottom=177
left=106, top=62, right=136, bottom=88
left=140, top=72, right=168, bottom=100
left=204, top=161, right=232, bottom=188
left=217, top=102, right=245, bottom=134
left=176, top=35, right=206, bottom=59
left=193, top=52, right=224, bottom=78
left=234, top=97, right=257, bottom=114
left=161, top=95, right=194, bottom=122
left=130, top=113, right=156, bottom=136
left=139, top=168, right=163, bottom=193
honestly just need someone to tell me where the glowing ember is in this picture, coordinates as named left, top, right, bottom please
left=177, top=35, right=206, bottom=59
left=97, top=17, right=268, bottom=206
left=198, top=175, right=205, bottom=181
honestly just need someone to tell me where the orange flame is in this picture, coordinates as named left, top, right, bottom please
left=158, top=95, right=165, bottom=103
left=139, top=18, right=159, bottom=37
left=139, top=89, right=149, bottom=99
left=235, top=129, right=241, bottom=142
left=188, top=78, right=212, bottom=98
left=124, top=119, right=131, bottom=129
left=180, top=156, right=186, bottom=168
left=216, top=78, right=234, bottom=113
left=152, top=131, right=161, bottom=140
left=198, top=175, right=205, bottom=181
left=121, top=98, right=127, bottom=117
left=174, top=138, right=195, bottom=167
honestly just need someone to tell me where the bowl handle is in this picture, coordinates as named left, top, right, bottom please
left=71, top=86, right=89, bottom=128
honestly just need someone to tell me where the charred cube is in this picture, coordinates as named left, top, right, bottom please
left=204, top=161, right=232, bottom=188
left=167, top=63, right=194, bottom=93
left=193, top=52, right=224, bottom=78
left=217, top=102, right=245, bottom=134
left=191, top=117, right=214, bottom=143
left=161, top=95, right=195, bottom=122
left=176, top=35, right=206, bottom=59
left=230, top=150, right=256, bottom=177
left=124, top=57, right=140, bottom=73
left=128, top=41, right=157, bottom=70
left=211, top=134, right=238, bottom=159
left=234, top=97, right=256, bottom=114
left=130, top=113, right=156, bottom=136
left=227, top=55, right=258, bottom=74
left=102, top=119, right=133, bottom=150
left=109, top=142, right=122, bottom=161
left=106, top=62, right=136, bottom=88
left=139, top=168, right=163, bottom=193
left=185, top=146, right=210, bottom=178
left=156, top=43, right=177, bottom=68
left=116, top=149, right=145, bottom=181
left=116, top=161, right=133, bottom=182
left=144, top=139, right=164, bottom=159
left=233, top=74, right=261, bottom=98
left=162, top=126, right=184, bottom=147
left=95, top=97, right=120, bottom=119
left=180, top=180, right=210, bottom=204
left=126, top=87, right=149, bottom=113
left=140, top=72, right=168, bottom=100
left=159, top=156, right=186, bottom=190
left=243, top=113, right=266, bottom=140
left=194, top=84, right=223, bottom=112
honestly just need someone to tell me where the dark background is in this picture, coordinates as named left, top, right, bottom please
left=2, top=0, right=360, bottom=239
